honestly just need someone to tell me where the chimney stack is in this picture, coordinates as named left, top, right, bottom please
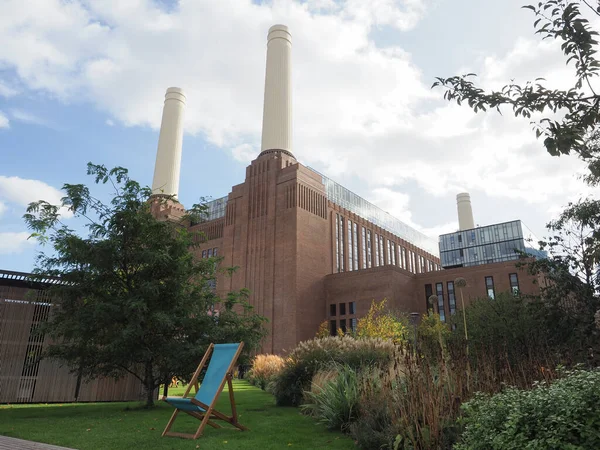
left=457, top=193, right=475, bottom=231
left=152, top=87, right=186, bottom=197
left=259, top=24, right=294, bottom=158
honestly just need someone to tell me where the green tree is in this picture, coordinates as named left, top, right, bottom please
left=524, top=199, right=600, bottom=362
left=24, top=163, right=267, bottom=407
left=433, top=1, right=600, bottom=178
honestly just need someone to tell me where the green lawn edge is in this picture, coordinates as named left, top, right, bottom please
left=0, top=380, right=354, bottom=449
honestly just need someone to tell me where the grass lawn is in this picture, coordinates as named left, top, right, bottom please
left=0, top=380, right=354, bottom=449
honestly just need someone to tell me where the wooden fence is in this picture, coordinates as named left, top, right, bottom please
left=0, top=271, right=146, bottom=403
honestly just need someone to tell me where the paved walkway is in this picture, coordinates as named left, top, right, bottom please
left=0, top=436, right=76, bottom=450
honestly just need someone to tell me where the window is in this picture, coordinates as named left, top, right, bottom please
left=362, top=227, right=367, bottom=269
left=485, top=276, right=495, bottom=299
left=347, top=220, right=353, bottom=272
left=390, top=242, right=396, bottom=266
left=339, top=303, right=346, bottom=316
left=379, top=235, right=385, bottom=266
left=458, top=234, right=462, bottom=243
left=330, top=304, right=337, bottom=316
left=350, top=318, right=357, bottom=332
left=202, top=250, right=207, bottom=258
left=207, top=248, right=213, bottom=257
left=401, top=247, right=407, bottom=270
left=330, top=320, right=337, bottom=336
left=335, top=214, right=340, bottom=272
left=213, top=248, right=218, bottom=257
left=366, top=230, right=372, bottom=268
left=339, top=319, right=347, bottom=333
left=509, top=273, right=519, bottom=294
left=425, top=284, right=433, bottom=310
left=339, top=215, right=345, bottom=272
left=387, top=240, right=391, bottom=265
left=436, top=283, right=446, bottom=322
left=349, top=301, right=356, bottom=315
left=353, top=223, right=359, bottom=270
left=447, top=281, right=456, bottom=315
left=375, top=234, right=380, bottom=267
left=411, top=251, right=416, bottom=273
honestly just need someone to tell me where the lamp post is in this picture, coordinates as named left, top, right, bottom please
left=454, top=277, right=470, bottom=385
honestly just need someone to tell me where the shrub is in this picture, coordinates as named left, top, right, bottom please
left=301, top=364, right=360, bottom=430
left=269, top=336, right=397, bottom=406
left=348, top=365, right=397, bottom=449
left=247, top=354, right=285, bottom=390
left=456, top=369, right=600, bottom=450
left=356, top=299, right=408, bottom=344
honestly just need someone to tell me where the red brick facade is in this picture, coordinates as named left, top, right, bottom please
left=171, top=152, right=541, bottom=354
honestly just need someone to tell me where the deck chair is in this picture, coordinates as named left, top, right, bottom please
left=161, top=342, right=248, bottom=439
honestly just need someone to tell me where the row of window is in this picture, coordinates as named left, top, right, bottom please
left=201, top=248, right=219, bottom=258
left=330, top=318, right=357, bottom=336
left=330, top=301, right=356, bottom=317
left=335, top=214, right=439, bottom=274
left=485, top=273, right=520, bottom=299
left=426, top=273, right=520, bottom=322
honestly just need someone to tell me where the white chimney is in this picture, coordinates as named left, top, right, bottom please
left=152, top=87, right=186, bottom=197
left=457, top=193, right=475, bottom=231
left=260, top=24, right=293, bottom=156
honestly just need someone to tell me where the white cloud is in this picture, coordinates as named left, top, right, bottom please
left=0, top=80, right=18, bottom=97
left=10, top=109, right=49, bottom=126
left=105, top=119, right=114, bottom=126
left=0, top=201, right=6, bottom=217
left=0, top=231, right=35, bottom=254
left=0, top=111, right=8, bottom=128
left=0, top=176, right=73, bottom=218
left=0, top=0, right=591, bottom=234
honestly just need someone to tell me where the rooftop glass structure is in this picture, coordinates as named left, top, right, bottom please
left=439, top=220, right=546, bottom=268
left=203, top=196, right=228, bottom=221
left=309, top=168, right=439, bottom=255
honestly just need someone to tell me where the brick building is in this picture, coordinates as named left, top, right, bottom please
left=149, top=24, right=542, bottom=354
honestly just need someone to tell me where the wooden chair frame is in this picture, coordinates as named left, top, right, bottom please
left=161, top=343, right=248, bottom=440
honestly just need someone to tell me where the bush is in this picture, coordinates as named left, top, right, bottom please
left=301, top=364, right=360, bottom=430
left=247, top=354, right=285, bottom=390
left=456, top=369, right=600, bottom=450
left=269, top=336, right=397, bottom=406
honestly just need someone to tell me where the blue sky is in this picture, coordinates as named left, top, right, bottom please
left=1, top=0, right=596, bottom=272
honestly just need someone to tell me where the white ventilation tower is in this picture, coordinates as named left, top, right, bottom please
left=152, top=87, right=186, bottom=197
left=259, top=24, right=294, bottom=158
left=457, top=193, right=475, bottom=231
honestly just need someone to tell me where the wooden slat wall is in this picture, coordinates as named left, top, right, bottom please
left=0, top=285, right=146, bottom=404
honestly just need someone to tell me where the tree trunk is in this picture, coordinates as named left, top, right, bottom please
left=144, top=361, right=155, bottom=408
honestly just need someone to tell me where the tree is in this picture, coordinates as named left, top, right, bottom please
left=433, top=1, right=600, bottom=177
left=355, top=299, right=407, bottom=344
left=24, top=163, right=267, bottom=407
left=524, top=199, right=600, bottom=362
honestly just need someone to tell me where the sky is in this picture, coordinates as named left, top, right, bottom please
left=0, top=0, right=598, bottom=272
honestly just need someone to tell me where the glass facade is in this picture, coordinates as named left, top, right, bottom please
left=439, top=220, right=545, bottom=268
left=447, top=281, right=456, bottom=315
left=204, top=196, right=228, bottom=221
left=310, top=168, right=439, bottom=255
left=436, top=283, right=446, bottom=322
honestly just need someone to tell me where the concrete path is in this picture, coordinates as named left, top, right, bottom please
left=0, top=436, right=76, bottom=450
